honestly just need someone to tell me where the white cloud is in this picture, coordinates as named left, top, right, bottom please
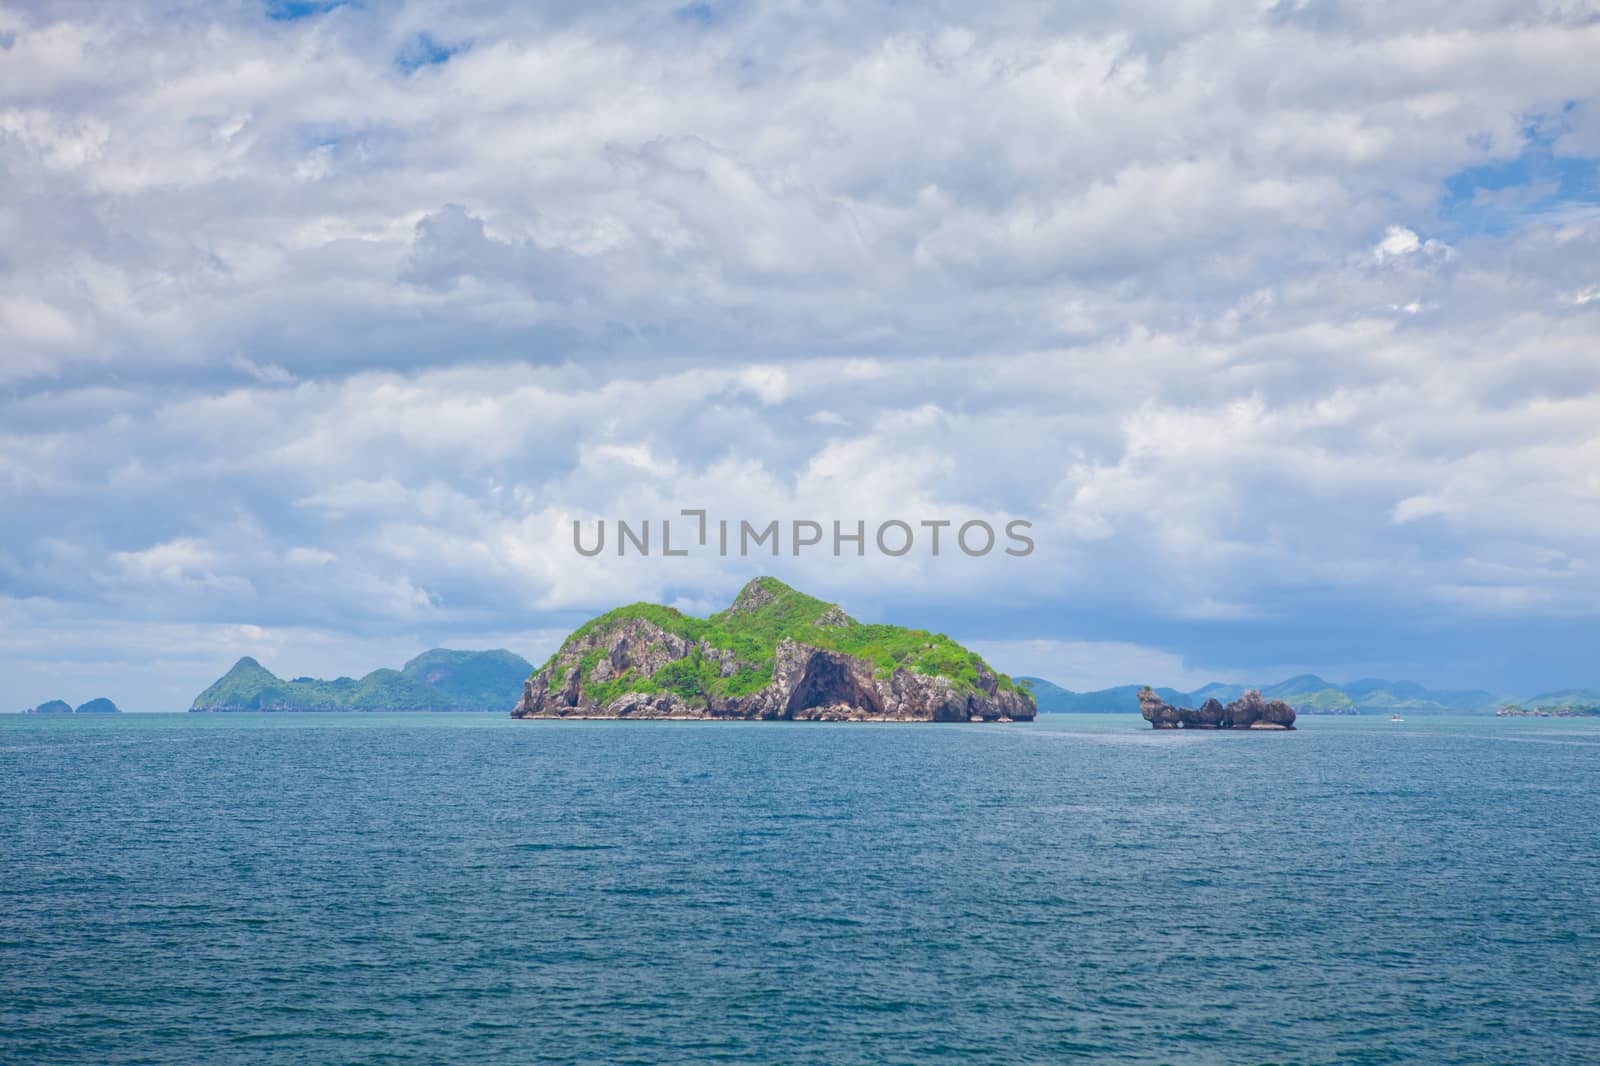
left=1375, top=225, right=1422, bottom=258
left=966, top=638, right=1250, bottom=692
left=230, top=354, right=296, bottom=385
left=0, top=295, right=77, bottom=347
left=736, top=365, right=791, bottom=406
left=1392, top=495, right=1451, bottom=524
left=1, top=2, right=1598, bottom=703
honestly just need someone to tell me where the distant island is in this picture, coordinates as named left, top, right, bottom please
left=23, top=698, right=121, bottom=715
left=190, top=649, right=534, bottom=712
left=1019, top=674, right=1600, bottom=717
left=1496, top=703, right=1600, bottom=718
left=514, top=577, right=1035, bottom=722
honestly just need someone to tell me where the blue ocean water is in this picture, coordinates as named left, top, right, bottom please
left=2, top=713, right=1598, bottom=1064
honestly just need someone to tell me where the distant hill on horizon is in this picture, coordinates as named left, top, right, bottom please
left=190, top=649, right=534, bottom=712
left=1016, top=675, right=1594, bottom=715
left=22, top=697, right=122, bottom=715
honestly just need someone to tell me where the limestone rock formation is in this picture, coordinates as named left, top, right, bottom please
left=513, top=577, right=1035, bottom=723
left=1137, top=688, right=1182, bottom=728
left=1138, top=687, right=1296, bottom=730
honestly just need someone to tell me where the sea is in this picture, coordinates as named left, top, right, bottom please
left=2, top=713, right=1597, bottom=1064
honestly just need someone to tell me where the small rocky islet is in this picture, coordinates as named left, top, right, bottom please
left=514, top=577, right=1036, bottom=722
left=1138, top=687, right=1296, bottom=730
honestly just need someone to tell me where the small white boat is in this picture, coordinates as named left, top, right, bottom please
left=1390, top=713, right=1404, bottom=723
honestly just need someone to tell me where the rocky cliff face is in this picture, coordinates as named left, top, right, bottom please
left=1138, top=688, right=1296, bottom=730
left=513, top=581, right=1035, bottom=723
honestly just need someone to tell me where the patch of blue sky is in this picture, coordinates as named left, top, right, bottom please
left=296, top=126, right=345, bottom=152
left=396, top=33, right=463, bottom=74
left=1439, top=111, right=1600, bottom=236
left=266, top=0, right=348, bottom=21
left=674, top=3, right=723, bottom=26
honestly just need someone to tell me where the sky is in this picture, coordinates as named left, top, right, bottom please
left=3, top=0, right=1599, bottom=710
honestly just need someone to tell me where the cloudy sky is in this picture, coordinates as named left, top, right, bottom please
left=3, top=0, right=1599, bottom=710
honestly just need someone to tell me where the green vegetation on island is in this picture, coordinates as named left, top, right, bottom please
left=518, top=577, right=1034, bottom=721
left=190, top=649, right=534, bottom=712
left=533, top=576, right=1023, bottom=708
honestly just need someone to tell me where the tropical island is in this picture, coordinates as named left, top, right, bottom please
left=23, top=698, right=121, bottom=715
left=513, top=576, right=1035, bottom=722
left=190, top=649, right=533, bottom=712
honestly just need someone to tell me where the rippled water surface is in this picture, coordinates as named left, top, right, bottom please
left=3, top=713, right=1598, bottom=1064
